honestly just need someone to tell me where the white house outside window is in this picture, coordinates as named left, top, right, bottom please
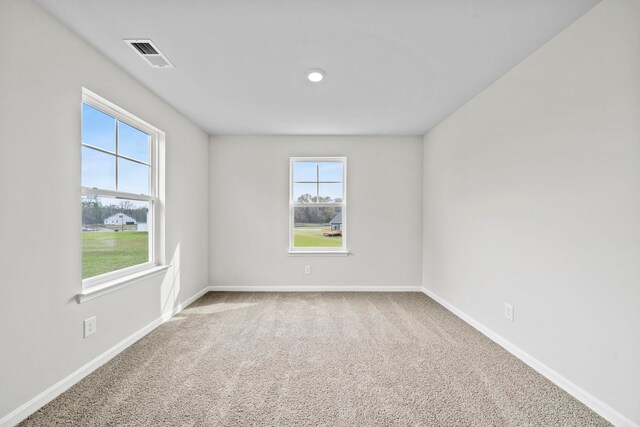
left=289, top=157, right=347, bottom=254
left=81, top=89, right=160, bottom=286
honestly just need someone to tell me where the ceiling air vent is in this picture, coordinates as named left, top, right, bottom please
left=123, top=39, right=174, bottom=69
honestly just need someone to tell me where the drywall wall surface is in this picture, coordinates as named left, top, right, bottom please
left=0, top=0, right=209, bottom=421
left=422, top=0, right=640, bottom=422
left=209, top=135, right=423, bottom=288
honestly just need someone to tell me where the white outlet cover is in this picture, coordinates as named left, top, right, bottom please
left=304, top=265, right=311, bottom=275
left=84, top=316, right=97, bottom=338
left=504, top=303, right=514, bottom=321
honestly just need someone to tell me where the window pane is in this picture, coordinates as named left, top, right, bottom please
left=318, top=161, right=343, bottom=182
left=293, top=162, right=317, bottom=182
left=118, top=121, right=149, bottom=163
left=293, top=183, right=317, bottom=203
left=293, top=206, right=342, bottom=248
left=82, top=146, right=115, bottom=190
left=82, top=103, right=115, bottom=152
left=81, top=196, right=149, bottom=279
left=318, top=183, right=343, bottom=202
left=118, top=158, right=150, bottom=195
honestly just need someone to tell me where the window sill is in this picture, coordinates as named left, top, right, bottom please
left=288, top=250, right=350, bottom=257
left=76, top=265, right=170, bottom=304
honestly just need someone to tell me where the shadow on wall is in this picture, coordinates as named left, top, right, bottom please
left=160, top=243, right=181, bottom=321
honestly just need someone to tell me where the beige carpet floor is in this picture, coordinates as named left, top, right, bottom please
left=20, top=292, right=608, bottom=426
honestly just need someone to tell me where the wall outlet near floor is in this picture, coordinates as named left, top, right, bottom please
left=504, top=303, right=514, bottom=321
left=84, top=316, right=97, bottom=338
left=304, top=265, right=311, bottom=275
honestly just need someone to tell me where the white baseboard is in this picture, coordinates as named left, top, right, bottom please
left=206, top=285, right=422, bottom=292
left=421, top=287, right=637, bottom=427
left=8, top=286, right=631, bottom=427
left=0, top=285, right=211, bottom=427
left=161, top=285, right=210, bottom=322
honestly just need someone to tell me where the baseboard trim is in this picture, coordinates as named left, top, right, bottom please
left=421, top=287, right=637, bottom=427
left=206, top=285, right=422, bottom=292
left=161, top=286, right=210, bottom=322
left=0, top=285, right=210, bottom=427
left=8, top=287, right=631, bottom=427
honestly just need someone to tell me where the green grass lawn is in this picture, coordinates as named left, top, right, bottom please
left=294, top=227, right=342, bottom=247
left=82, top=231, right=148, bottom=279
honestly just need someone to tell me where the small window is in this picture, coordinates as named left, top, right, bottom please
left=289, top=157, right=347, bottom=254
left=81, top=89, right=160, bottom=285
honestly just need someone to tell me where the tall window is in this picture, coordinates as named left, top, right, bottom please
left=81, top=89, right=159, bottom=284
left=289, top=157, right=347, bottom=254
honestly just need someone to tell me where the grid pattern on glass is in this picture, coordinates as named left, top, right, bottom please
left=82, top=195, right=149, bottom=279
left=118, top=158, right=150, bottom=195
left=81, top=103, right=151, bottom=196
left=290, top=158, right=346, bottom=250
left=82, top=104, right=115, bottom=151
left=118, top=121, right=150, bottom=163
left=291, top=161, right=343, bottom=203
left=81, top=91, right=158, bottom=284
left=81, top=146, right=115, bottom=191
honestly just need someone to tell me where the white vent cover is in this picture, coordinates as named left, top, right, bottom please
left=123, top=39, right=174, bottom=69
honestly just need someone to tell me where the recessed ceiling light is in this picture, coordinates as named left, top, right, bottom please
left=307, top=70, right=325, bottom=83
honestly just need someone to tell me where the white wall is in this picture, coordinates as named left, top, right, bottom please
left=209, top=135, right=422, bottom=288
left=2, top=0, right=637, bottom=423
left=0, top=0, right=209, bottom=422
left=422, top=0, right=640, bottom=423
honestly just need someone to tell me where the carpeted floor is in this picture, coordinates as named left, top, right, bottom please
left=20, top=292, right=608, bottom=426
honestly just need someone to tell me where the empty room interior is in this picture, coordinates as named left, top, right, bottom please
left=1, top=0, right=639, bottom=426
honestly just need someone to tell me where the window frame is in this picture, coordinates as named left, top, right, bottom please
left=288, top=157, right=348, bottom=255
left=81, top=88, right=162, bottom=288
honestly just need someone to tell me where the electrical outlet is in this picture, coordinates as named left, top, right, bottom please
left=304, top=265, right=311, bottom=275
left=504, top=303, right=514, bottom=321
left=84, top=316, right=97, bottom=338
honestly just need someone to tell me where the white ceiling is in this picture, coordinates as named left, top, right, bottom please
left=35, top=0, right=599, bottom=135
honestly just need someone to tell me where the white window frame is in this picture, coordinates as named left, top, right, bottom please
left=81, top=88, right=164, bottom=289
left=288, top=157, right=348, bottom=256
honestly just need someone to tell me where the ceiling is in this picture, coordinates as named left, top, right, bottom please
left=35, top=0, right=599, bottom=135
